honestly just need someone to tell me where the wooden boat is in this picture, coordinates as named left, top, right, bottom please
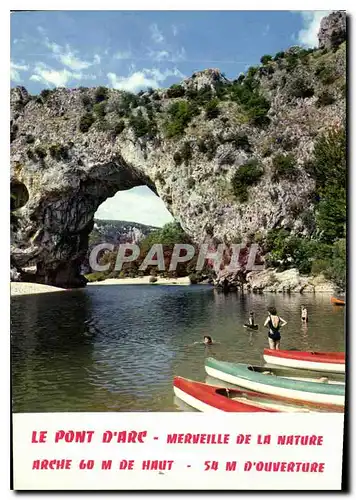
left=263, top=349, right=345, bottom=373
left=205, top=358, right=345, bottom=407
left=331, top=296, right=345, bottom=306
left=243, top=323, right=259, bottom=330
left=173, top=377, right=316, bottom=413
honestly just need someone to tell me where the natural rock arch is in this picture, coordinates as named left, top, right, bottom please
left=11, top=155, right=159, bottom=287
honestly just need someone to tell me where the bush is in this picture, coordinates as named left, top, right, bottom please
left=274, top=51, right=285, bottom=61
left=315, top=64, right=336, bottom=85
left=94, top=86, right=108, bottom=103
left=187, top=85, right=214, bottom=105
left=180, top=141, right=192, bottom=165
left=231, top=159, right=264, bottom=202
left=189, top=273, right=199, bottom=284
left=260, top=54, right=273, bottom=65
left=247, top=66, right=258, bottom=78
left=34, top=145, right=47, bottom=159
left=237, top=74, right=245, bottom=83
left=187, top=177, right=195, bottom=189
left=231, top=133, right=251, bottom=152
left=111, top=120, right=125, bottom=137
left=48, top=144, right=69, bottom=160
left=93, top=102, right=106, bottom=118
left=285, top=53, right=299, bottom=71
left=79, top=112, right=95, bottom=132
left=205, top=98, right=220, bottom=119
left=229, top=79, right=270, bottom=127
left=166, top=84, right=185, bottom=98
left=40, top=89, right=53, bottom=101
left=129, top=110, right=151, bottom=139
left=271, top=153, right=298, bottom=181
left=173, top=151, right=183, bottom=166
left=309, top=128, right=346, bottom=190
left=149, top=276, right=158, bottom=283
left=330, top=238, right=346, bottom=289
left=316, top=91, right=335, bottom=107
left=27, top=149, right=36, bottom=161
left=81, top=94, right=92, bottom=110
left=288, top=77, right=314, bottom=98
left=164, top=100, right=198, bottom=138
left=198, top=134, right=217, bottom=160
left=316, top=184, right=346, bottom=242
left=25, top=134, right=35, bottom=144
left=85, top=272, right=107, bottom=283
left=279, top=135, right=298, bottom=151
left=96, top=119, right=111, bottom=132
left=311, top=259, right=330, bottom=276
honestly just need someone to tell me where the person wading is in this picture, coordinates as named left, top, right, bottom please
left=263, top=307, right=287, bottom=350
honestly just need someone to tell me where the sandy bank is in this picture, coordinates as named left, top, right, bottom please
left=87, top=276, right=193, bottom=286
left=11, top=282, right=66, bottom=296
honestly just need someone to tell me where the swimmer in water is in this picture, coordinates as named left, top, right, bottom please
left=301, top=306, right=308, bottom=322
left=193, top=335, right=217, bottom=346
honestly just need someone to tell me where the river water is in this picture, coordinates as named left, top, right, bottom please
left=11, top=285, right=345, bottom=412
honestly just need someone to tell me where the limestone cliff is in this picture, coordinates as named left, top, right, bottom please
left=10, top=11, right=346, bottom=287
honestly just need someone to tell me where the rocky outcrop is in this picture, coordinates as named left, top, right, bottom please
left=318, top=11, right=347, bottom=50
left=10, top=12, right=346, bottom=287
left=246, top=268, right=336, bottom=294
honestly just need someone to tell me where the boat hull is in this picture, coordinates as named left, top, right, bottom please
left=205, top=359, right=345, bottom=407
left=263, top=349, right=345, bottom=373
left=331, top=297, right=345, bottom=306
left=173, top=377, right=278, bottom=412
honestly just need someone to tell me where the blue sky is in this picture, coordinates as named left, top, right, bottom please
left=11, top=10, right=331, bottom=226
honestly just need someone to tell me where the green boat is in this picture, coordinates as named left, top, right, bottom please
left=205, top=358, right=345, bottom=407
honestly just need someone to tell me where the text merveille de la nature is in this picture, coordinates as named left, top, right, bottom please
left=30, top=429, right=326, bottom=473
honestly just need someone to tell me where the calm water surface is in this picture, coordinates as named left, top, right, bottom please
left=11, top=285, right=345, bottom=412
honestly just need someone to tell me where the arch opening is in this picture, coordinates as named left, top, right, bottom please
left=11, top=181, right=29, bottom=210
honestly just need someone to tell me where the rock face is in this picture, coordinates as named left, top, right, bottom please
left=246, top=268, right=336, bottom=294
left=318, top=11, right=347, bottom=50
left=10, top=12, right=346, bottom=287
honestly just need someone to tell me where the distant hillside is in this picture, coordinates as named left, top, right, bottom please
left=89, top=219, right=159, bottom=247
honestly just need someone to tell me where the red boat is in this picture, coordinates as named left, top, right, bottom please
left=331, top=297, right=345, bottom=306
left=263, top=349, right=345, bottom=373
left=173, top=376, right=317, bottom=413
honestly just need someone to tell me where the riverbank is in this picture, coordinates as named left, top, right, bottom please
left=87, top=276, right=194, bottom=286
left=10, top=282, right=66, bottom=296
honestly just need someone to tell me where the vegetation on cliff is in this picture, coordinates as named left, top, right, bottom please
left=10, top=12, right=347, bottom=289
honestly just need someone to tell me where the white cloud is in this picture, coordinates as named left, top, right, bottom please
left=30, top=62, right=96, bottom=87
left=172, top=24, right=178, bottom=37
left=297, top=11, right=331, bottom=47
left=107, top=67, right=184, bottom=92
left=38, top=29, right=99, bottom=70
left=150, top=23, right=164, bottom=44
left=10, top=61, right=29, bottom=82
left=114, top=50, right=132, bottom=60
left=95, top=186, right=173, bottom=227
left=45, top=40, right=93, bottom=70
left=147, top=49, right=170, bottom=62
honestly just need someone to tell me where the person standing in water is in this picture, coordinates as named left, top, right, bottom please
left=248, top=312, right=255, bottom=326
left=301, top=306, right=308, bottom=322
left=263, top=307, right=287, bottom=350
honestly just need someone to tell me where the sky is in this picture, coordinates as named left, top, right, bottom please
left=11, top=10, right=331, bottom=227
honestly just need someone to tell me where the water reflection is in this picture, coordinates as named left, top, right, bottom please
left=11, top=286, right=345, bottom=412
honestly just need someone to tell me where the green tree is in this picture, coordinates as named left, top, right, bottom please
left=260, top=54, right=273, bottom=65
